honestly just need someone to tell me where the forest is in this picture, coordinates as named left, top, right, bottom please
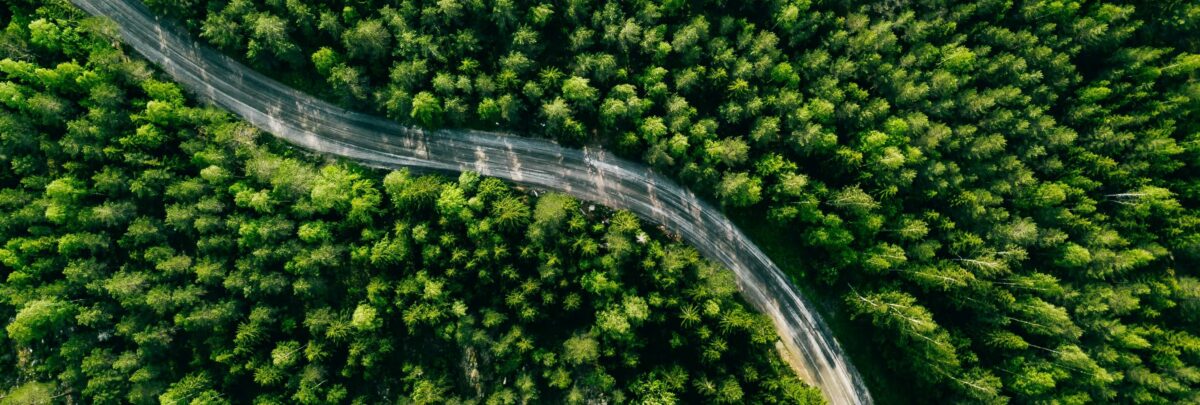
left=0, top=1, right=824, bottom=403
left=137, top=0, right=1200, bottom=403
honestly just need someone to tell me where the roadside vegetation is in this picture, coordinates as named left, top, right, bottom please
left=0, top=2, right=823, bottom=403
left=145, top=0, right=1200, bottom=402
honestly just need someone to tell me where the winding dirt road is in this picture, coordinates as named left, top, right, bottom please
left=70, top=0, right=873, bottom=403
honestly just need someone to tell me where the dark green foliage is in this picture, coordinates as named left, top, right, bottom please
left=149, top=0, right=1200, bottom=402
left=0, top=3, right=821, bottom=403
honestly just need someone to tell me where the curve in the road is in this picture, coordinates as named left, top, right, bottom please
left=70, top=0, right=873, bottom=403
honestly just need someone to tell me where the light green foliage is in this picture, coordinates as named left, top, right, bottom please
left=342, top=19, right=389, bottom=60
left=350, top=304, right=379, bottom=331
left=409, top=91, right=442, bottom=128
left=716, top=172, right=761, bottom=207
left=491, top=195, right=530, bottom=231
left=246, top=13, right=297, bottom=61
left=310, top=166, right=357, bottom=212
left=561, top=76, right=597, bottom=105
left=6, top=299, right=75, bottom=345
left=159, top=373, right=227, bottom=405
left=27, top=19, right=61, bottom=52
left=435, top=184, right=472, bottom=223
left=310, top=47, right=340, bottom=76
left=1, top=382, right=56, bottom=405
left=562, top=334, right=599, bottom=365
left=529, top=192, right=576, bottom=241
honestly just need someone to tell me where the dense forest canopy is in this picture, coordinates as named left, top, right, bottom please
left=0, top=1, right=824, bottom=403
left=139, top=0, right=1200, bottom=402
